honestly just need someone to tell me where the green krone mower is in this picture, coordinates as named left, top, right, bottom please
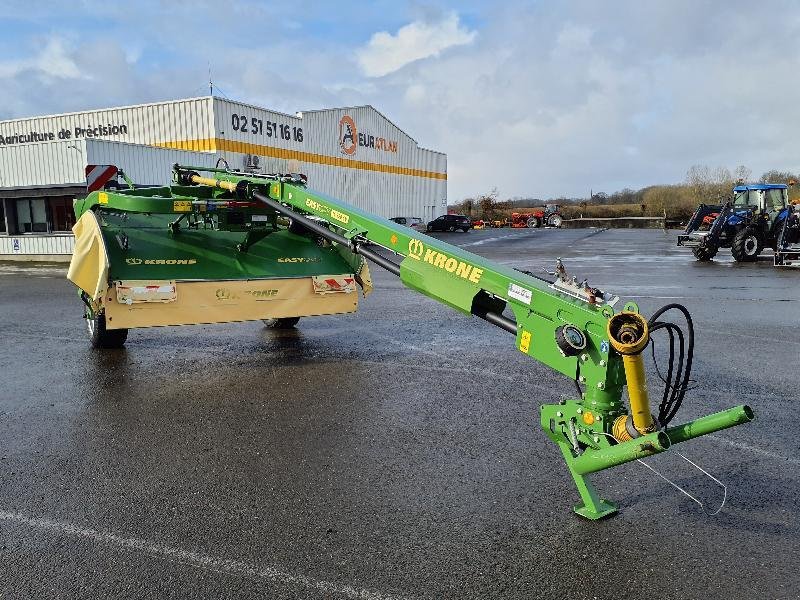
left=67, top=165, right=753, bottom=519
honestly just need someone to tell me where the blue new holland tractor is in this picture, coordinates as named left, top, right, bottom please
left=677, top=183, right=793, bottom=262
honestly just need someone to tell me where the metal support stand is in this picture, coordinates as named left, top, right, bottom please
left=558, top=444, right=618, bottom=520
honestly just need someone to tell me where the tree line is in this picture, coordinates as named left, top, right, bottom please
left=451, top=165, right=800, bottom=220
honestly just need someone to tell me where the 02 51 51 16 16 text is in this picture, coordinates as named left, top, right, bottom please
left=231, top=114, right=303, bottom=142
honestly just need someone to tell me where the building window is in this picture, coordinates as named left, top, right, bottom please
left=15, top=198, right=48, bottom=233
left=48, top=196, right=77, bottom=231
left=0, top=201, right=6, bottom=232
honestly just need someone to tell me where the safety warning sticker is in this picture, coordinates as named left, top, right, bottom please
left=508, top=283, right=532, bottom=305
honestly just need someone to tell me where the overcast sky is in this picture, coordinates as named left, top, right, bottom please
left=1, top=0, right=798, bottom=200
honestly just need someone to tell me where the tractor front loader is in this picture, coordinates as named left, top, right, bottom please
left=678, top=183, right=791, bottom=263
left=67, top=164, right=753, bottom=519
left=775, top=203, right=800, bottom=267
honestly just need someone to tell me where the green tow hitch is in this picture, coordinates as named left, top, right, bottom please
left=571, top=430, right=671, bottom=475
left=542, top=401, right=755, bottom=520
left=666, top=405, right=754, bottom=445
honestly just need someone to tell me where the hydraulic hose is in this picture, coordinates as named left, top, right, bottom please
left=647, top=303, right=694, bottom=425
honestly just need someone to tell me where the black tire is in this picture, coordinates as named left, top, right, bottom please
left=547, top=214, right=563, bottom=228
left=87, top=311, right=128, bottom=349
left=731, top=228, right=763, bottom=262
left=448, top=226, right=455, bottom=232
left=262, top=317, right=301, bottom=329
left=692, top=245, right=718, bottom=261
left=461, top=227, right=470, bottom=232
left=527, top=217, right=541, bottom=228
left=426, top=224, right=433, bottom=232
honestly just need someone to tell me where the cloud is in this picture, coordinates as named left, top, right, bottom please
left=0, top=37, right=83, bottom=79
left=362, top=1, right=800, bottom=198
left=3, top=1, right=800, bottom=201
left=356, top=12, right=476, bottom=77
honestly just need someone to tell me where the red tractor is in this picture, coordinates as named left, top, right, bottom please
left=511, top=204, right=563, bottom=228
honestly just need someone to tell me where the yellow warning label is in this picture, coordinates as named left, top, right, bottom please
left=520, top=330, right=532, bottom=354
left=98, top=192, right=108, bottom=205
left=173, top=200, right=192, bottom=212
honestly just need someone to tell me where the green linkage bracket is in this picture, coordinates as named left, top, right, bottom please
left=541, top=400, right=671, bottom=520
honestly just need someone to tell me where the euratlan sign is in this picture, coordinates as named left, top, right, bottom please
left=338, top=115, right=398, bottom=157
left=0, top=123, right=129, bottom=146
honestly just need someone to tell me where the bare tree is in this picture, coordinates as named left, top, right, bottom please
left=733, top=165, right=751, bottom=183
left=760, top=169, right=796, bottom=184
left=478, top=188, right=499, bottom=219
left=686, top=164, right=713, bottom=199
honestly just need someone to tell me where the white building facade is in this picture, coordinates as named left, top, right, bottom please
left=0, top=97, right=447, bottom=259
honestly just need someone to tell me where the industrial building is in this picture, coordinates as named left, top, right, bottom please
left=0, top=97, right=447, bottom=259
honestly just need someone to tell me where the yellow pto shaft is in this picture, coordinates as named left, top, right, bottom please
left=189, top=174, right=238, bottom=193
left=608, top=312, right=655, bottom=440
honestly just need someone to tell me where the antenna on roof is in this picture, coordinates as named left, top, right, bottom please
left=208, top=63, right=213, bottom=96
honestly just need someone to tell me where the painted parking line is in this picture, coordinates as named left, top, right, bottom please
left=0, top=510, right=411, bottom=600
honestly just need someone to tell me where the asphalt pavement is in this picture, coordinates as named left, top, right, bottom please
left=0, top=227, right=797, bottom=599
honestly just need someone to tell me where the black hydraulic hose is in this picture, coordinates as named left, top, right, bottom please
left=651, top=323, right=675, bottom=392
left=647, top=303, right=695, bottom=425
left=353, top=242, right=401, bottom=276
left=650, top=321, right=685, bottom=424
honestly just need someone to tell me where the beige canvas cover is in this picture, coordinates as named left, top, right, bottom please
left=67, top=211, right=109, bottom=301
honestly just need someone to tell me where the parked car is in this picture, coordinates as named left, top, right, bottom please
left=427, top=214, right=472, bottom=232
left=390, top=216, right=425, bottom=231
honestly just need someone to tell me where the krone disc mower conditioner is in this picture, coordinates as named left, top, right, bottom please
left=67, top=165, right=753, bottom=519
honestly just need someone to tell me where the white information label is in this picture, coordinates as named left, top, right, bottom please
left=508, top=283, right=532, bottom=305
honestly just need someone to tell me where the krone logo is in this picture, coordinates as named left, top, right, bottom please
left=408, top=238, right=424, bottom=260
left=125, top=257, right=143, bottom=265
left=339, top=115, right=357, bottom=156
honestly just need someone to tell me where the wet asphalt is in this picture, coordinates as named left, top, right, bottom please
left=0, top=227, right=798, bottom=599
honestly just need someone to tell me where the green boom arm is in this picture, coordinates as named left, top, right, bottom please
left=169, top=166, right=753, bottom=519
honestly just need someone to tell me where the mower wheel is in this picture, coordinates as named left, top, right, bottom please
left=731, top=228, right=763, bottom=262
left=692, top=245, right=718, bottom=261
left=527, top=217, right=542, bottom=228
left=262, top=317, right=301, bottom=329
left=87, top=311, right=128, bottom=349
